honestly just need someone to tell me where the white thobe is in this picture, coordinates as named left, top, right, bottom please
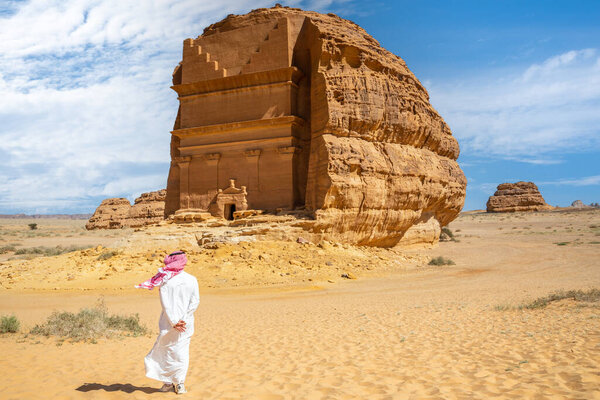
left=144, top=271, right=200, bottom=384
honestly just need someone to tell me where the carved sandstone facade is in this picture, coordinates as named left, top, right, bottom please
left=165, top=6, right=467, bottom=246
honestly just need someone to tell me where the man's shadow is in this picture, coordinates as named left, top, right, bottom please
left=76, top=383, right=161, bottom=394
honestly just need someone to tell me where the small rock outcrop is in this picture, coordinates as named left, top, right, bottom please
left=570, top=200, right=587, bottom=208
left=486, top=182, right=552, bottom=213
left=86, top=190, right=166, bottom=229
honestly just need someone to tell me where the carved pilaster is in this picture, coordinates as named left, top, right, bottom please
left=203, top=153, right=221, bottom=190
left=244, top=149, right=261, bottom=192
left=175, top=156, right=191, bottom=209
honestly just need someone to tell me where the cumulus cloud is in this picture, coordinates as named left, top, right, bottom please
left=0, top=0, right=352, bottom=214
left=429, top=48, right=600, bottom=160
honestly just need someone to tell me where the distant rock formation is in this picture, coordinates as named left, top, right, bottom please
left=571, top=200, right=586, bottom=208
left=86, top=190, right=166, bottom=230
left=164, top=5, right=466, bottom=246
left=486, top=182, right=552, bottom=213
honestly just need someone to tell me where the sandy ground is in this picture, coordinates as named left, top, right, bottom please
left=1, top=209, right=599, bottom=399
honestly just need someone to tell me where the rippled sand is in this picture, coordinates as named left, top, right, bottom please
left=1, top=209, right=599, bottom=399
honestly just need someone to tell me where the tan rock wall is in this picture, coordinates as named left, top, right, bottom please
left=86, top=190, right=166, bottom=230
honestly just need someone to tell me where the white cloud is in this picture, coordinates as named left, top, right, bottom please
left=429, top=48, right=600, bottom=159
left=0, top=0, right=352, bottom=214
left=541, top=175, right=600, bottom=186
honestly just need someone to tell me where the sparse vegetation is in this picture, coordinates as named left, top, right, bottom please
left=555, top=242, right=569, bottom=246
left=428, top=256, right=455, bottom=266
left=522, top=289, right=600, bottom=309
left=13, top=245, right=89, bottom=257
left=30, top=299, right=147, bottom=342
left=0, top=315, right=20, bottom=333
left=439, top=227, right=458, bottom=242
left=0, top=245, right=16, bottom=254
left=97, top=250, right=119, bottom=260
left=28, top=223, right=37, bottom=230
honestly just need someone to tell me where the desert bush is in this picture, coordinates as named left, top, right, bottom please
left=439, top=227, right=457, bottom=242
left=555, top=242, right=569, bottom=246
left=428, top=256, right=455, bottom=266
left=522, top=289, right=600, bottom=309
left=28, top=223, right=37, bottom=230
left=13, top=245, right=89, bottom=257
left=0, top=245, right=16, bottom=254
left=0, top=315, right=20, bottom=333
left=97, top=250, right=119, bottom=260
left=30, top=300, right=147, bottom=342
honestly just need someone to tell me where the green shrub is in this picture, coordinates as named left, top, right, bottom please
left=30, top=300, right=147, bottom=342
left=0, top=315, right=20, bottom=333
left=28, top=223, right=37, bottom=230
left=428, top=256, right=455, bottom=266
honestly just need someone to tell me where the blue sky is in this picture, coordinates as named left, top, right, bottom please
left=0, top=0, right=598, bottom=213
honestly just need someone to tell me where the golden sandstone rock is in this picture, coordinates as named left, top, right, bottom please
left=163, top=6, right=466, bottom=247
left=486, top=182, right=552, bottom=213
left=86, top=190, right=166, bottom=229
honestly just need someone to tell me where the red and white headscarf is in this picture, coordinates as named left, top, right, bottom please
left=135, top=251, right=187, bottom=290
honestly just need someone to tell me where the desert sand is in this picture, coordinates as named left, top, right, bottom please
left=1, top=209, right=599, bottom=399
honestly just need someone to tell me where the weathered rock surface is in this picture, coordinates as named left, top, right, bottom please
left=570, top=200, right=589, bottom=208
left=486, top=182, right=552, bottom=213
left=165, top=5, right=466, bottom=246
left=86, top=190, right=166, bottom=229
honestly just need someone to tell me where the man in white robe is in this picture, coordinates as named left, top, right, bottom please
left=136, top=251, right=200, bottom=394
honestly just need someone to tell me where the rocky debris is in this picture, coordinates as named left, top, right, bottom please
left=486, top=182, right=552, bottom=213
left=165, top=6, right=466, bottom=247
left=86, top=190, right=166, bottom=230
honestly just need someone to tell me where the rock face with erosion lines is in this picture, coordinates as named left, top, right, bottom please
left=162, top=5, right=467, bottom=246
left=86, top=190, right=166, bottom=230
left=486, top=182, right=552, bottom=213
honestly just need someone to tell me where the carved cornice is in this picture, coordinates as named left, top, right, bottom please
left=276, top=145, right=300, bottom=155
left=174, top=156, right=192, bottom=164
left=172, top=116, right=305, bottom=138
left=171, top=67, right=303, bottom=98
left=244, top=149, right=261, bottom=157
left=204, top=152, right=221, bottom=161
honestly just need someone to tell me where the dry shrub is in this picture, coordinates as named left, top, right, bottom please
left=0, top=315, right=20, bottom=333
left=523, top=289, right=600, bottom=309
left=30, top=299, right=147, bottom=342
left=428, top=256, right=455, bottom=266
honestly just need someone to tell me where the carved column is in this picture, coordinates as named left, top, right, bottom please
left=174, top=156, right=191, bottom=210
left=244, top=149, right=261, bottom=192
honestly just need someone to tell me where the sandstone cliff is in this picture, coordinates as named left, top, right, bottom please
left=86, top=190, right=166, bottom=230
left=165, top=6, right=466, bottom=246
left=486, top=182, right=552, bottom=213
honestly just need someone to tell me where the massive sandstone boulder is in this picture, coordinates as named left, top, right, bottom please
left=164, top=5, right=466, bottom=246
left=486, top=182, right=552, bottom=213
left=86, top=190, right=166, bottom=230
